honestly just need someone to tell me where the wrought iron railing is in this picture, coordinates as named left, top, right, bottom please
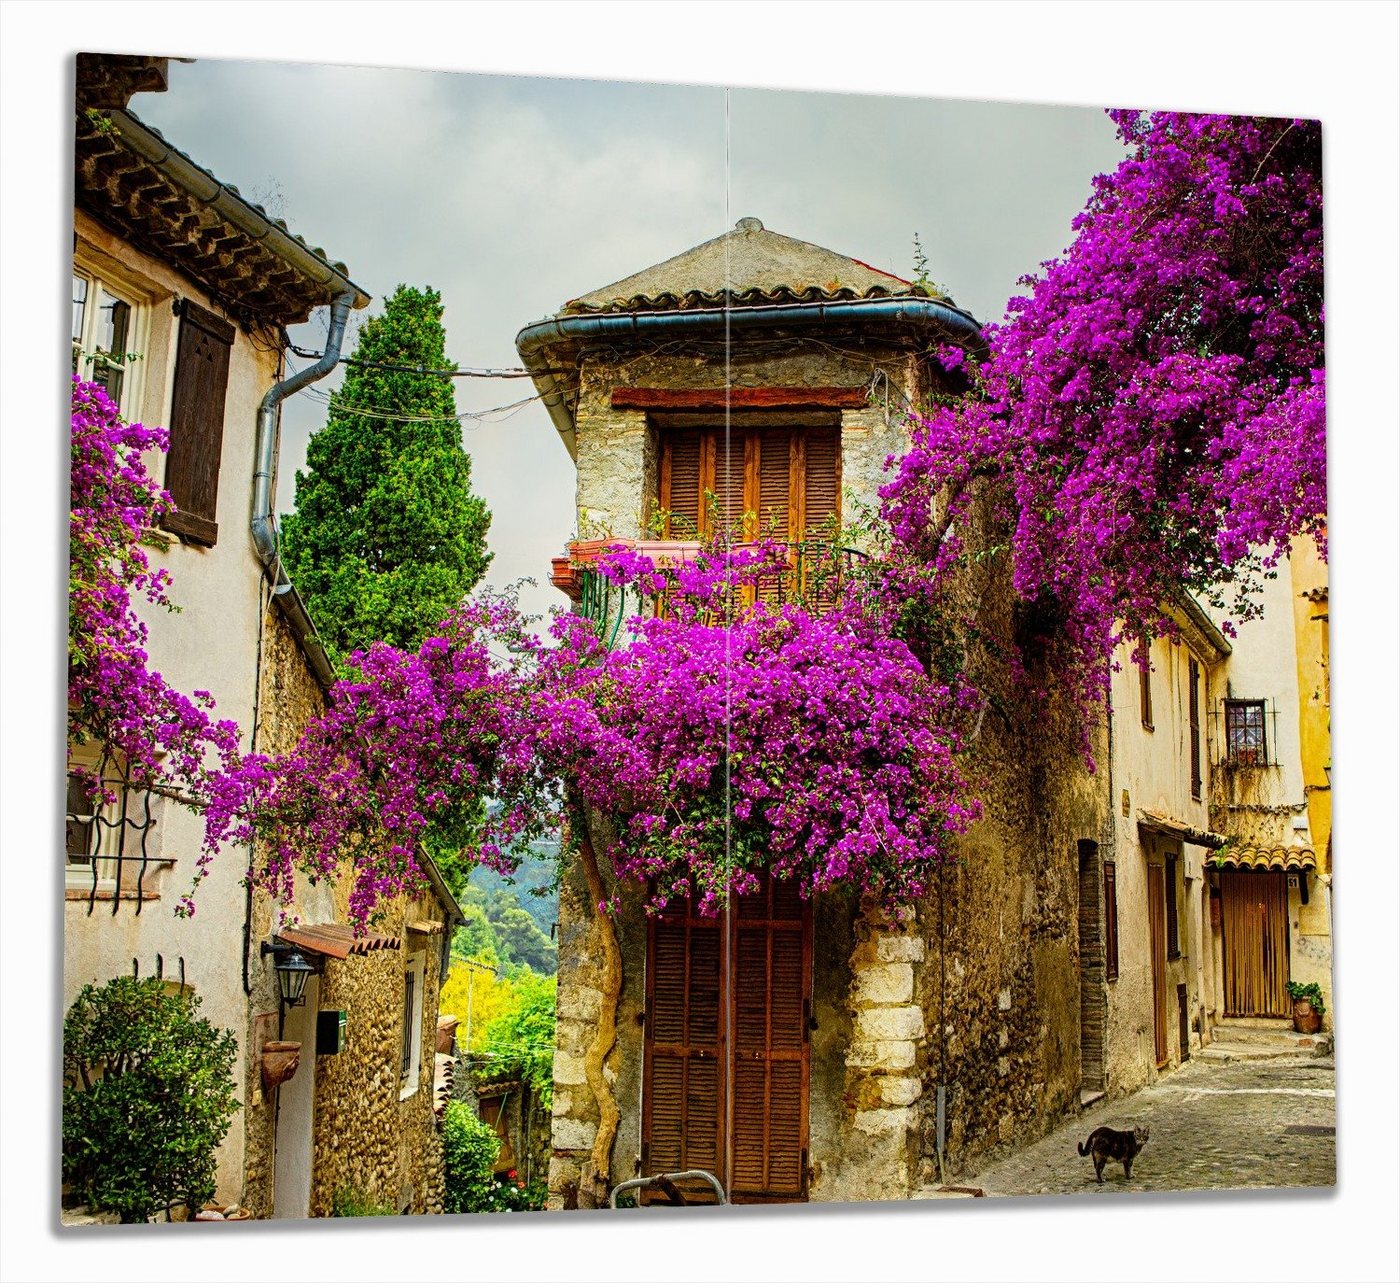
left=551, top=539, right=870, bottom=648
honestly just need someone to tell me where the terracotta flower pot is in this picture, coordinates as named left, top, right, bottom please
left=260, top=1040, right=302, bottom=1092
left=1291, top=999, right=1322, bottom=1035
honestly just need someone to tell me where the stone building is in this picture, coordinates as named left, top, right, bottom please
left=66, top=54, right=463, bottom=1222
left=517, top=218, right=1110, bottom=1206
left=1092, top=598, right=1233, bottom=1098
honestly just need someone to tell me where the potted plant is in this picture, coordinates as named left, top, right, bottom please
left=1285, top=980, right=1326, bottom=1034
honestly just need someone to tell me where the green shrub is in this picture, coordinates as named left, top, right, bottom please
left=63, top=977, right=239, bottom=1223
left=441, top=1100, right=501, bottom=1214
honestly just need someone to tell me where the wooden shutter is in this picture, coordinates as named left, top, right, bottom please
left=162, top=299, right=234, bottom=546
left=1188, top=658, right=1202, bottom=799
left=1103, top=861, right=1119, bottom=981
left=1221, top=871, right=1290, bottom=1017
left=1139, top=660, right=1153, bottom=728
left=728, top=873, right=810, bottom=1203
left=756, top=429, right=791, bottom=538
left=660, top=429, right=704, bottom=537
left=642, top=897, right=725, bottom=1200
left=1165, top=853, right=1180, bottom=959
left=801, top=425, right=840, bottom=537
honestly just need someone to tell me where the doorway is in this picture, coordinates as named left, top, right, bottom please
left=1146, top=863, right=1169, bottom=1067
left=1221, top=870, right=1291, bottom=1017
left=642, top=871, right=812, bottom=1203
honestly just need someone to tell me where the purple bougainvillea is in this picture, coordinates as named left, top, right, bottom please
left=68, top=378, right=242, bottom=912
left=881, top=111, right=1325, bottom=720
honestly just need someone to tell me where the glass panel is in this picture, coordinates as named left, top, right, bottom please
left=96, top=289, right=130, bottom=356
left=95, top=362, right=124, bottom=405
left=65, top=772, right=96, bottom=865
left=71, top=274, right=88, bottom=343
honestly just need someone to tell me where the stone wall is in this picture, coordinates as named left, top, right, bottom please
left=240, top=605, right=448, bottom=1219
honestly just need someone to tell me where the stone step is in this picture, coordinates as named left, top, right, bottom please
left=1079, top=1088, right=1106, bottom=1110
left=1197, top=1040, right=1315, bottom=1063
left=1211, top=1020, right=1318, bottom=1047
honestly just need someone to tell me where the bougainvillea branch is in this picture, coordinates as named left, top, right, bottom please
left=881, top=111, right=1326, bottom=720
left=68, top=378, right=241, bottom=910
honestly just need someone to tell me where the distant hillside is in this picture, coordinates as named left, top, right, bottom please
left=468, top=835, right=558, bottom=936
left=451, top=831, right=560, bottom=974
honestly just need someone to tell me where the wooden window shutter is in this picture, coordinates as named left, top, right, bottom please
left=1103, top=861, right=1119, bottom=981
left=1139, top=658, right=1153, bottom=728
left=660, top=429, right=704, bottom=537
left=756, top=429, right=791, bottom=539
left=800, top=425, right=840, bottom=538
left=1165, top=853, right=1180, bottom=959
left=1188, top=659, right=1202, bottom=799
left=642, top=899, right=724, bottom=1199
left=162, top=299, right=235, bottom=546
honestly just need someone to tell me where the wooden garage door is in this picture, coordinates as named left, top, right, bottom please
left=1222, top=871, right=1291, bottom=1017
left=642, top=872, right=811, bottom=1203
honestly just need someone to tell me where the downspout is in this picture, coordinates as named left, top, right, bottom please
left=251, top=291, right=356, bottom=690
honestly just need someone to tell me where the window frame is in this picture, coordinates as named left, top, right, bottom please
left=399, top=951, right=426, bottom=1100
left=1188, top=657, right=1202, bottom=799
left=1224, top=698, right=1269, bottom=768
left=1165, top=852, right=1181, bottom=960
left=71, top=263, right=150, bottom=420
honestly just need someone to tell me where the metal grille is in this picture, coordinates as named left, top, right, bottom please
left=65, top=748, right=160, bottom=916
left=1210, top=698, right=1280, bottom=769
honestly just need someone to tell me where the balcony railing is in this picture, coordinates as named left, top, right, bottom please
left=550, top=538, right=869, bottom=647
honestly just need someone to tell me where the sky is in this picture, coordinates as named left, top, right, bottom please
left=132, top=61, right=1126, bottom=626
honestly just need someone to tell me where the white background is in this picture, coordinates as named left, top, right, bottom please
left=2, top=4, right=1396, bottom=1281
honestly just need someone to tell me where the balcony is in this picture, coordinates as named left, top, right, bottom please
left=550, top=538, right=868, bottom=646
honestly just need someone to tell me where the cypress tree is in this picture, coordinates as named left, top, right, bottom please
left=281, top=285, right=492, bottom=666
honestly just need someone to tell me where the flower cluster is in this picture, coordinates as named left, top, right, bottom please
left=880, top=112, right=1326, bottom=722
left=202, top=593, right=557, bottom=928
left=534, top=567, right=980, bottom=913
left=68, top=378, right=241, bottom=907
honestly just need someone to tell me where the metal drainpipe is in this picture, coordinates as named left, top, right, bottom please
left=250, top=291, right=356, bottom=689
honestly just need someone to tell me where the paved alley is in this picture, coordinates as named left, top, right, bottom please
left=960, top=1052, right=1336, bottom=1198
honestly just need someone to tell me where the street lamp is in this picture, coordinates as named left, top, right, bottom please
left=261, top=941, right=317, bottom=1034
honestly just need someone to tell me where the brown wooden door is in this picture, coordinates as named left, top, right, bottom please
left=642, top=872, right=811, bottom=1204
left=1146, top=863, right=1169, bottom=1067
left=1221, top=871, right=1291, bottom=1017
left=728, top=874, right=811, bottom=1203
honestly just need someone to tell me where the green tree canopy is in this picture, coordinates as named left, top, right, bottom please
left=281, top=284, right=492, bottom=666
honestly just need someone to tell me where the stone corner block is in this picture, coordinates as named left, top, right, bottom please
left=876, top=935, right=927, bottom=963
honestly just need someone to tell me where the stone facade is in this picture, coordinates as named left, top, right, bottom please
left=536, top=222, right=1111, bottom=1205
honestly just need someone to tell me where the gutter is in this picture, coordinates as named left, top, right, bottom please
left=515, top=295, right=987, bottom=458
left=252, top=291, right=358, bottom=689
left=105, top=108, right=370, bottom=309
left=417, top=844, right=468, bottom=983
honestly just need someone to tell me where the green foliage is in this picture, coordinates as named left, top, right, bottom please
left=330, top=1185, right=397, bottom=1217
left=281, top=284, right=492, bottom=668
left=467, top=835, right=560, bottom=936
left=476, top=1172, right=548, bottom=1213
left=450, top=883, right=556, bottom=975
left=441, top=1100, right=501, bottom=1214
left=62, top=977, right=239, bottom=1223
left=480, top=971, right=556, bottom=1110
left=1285, top=980, right=1326, bottom=1015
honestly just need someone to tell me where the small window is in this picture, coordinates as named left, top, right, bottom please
left=399, top=952, right=426, bottom=1098
left=1224, top=699, right=1268, bottom=767
left=64, top=747, right=162, bottom=902
left=1188, top=659, right=1202, bottom=799
left=1103, top=861, right=1119, bottom=982
left=71, top=269, right=141, bottom=415
left=1138, top=659, right=1154, bottom=730
left=1165, top=854, right=1181, bottom=960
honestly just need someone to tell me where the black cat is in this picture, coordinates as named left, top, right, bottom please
left=1077, top=1125, right=1149, bottom=1184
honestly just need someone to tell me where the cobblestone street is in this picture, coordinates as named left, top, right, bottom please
left=962, top=1053, right=1336, bottom=1198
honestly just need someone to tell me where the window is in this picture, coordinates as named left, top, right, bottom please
left=64, top=745, right=162, bottom=906
left=1103, top=861, right=1119, bottom=981
left=1188, top=659, right=1202, bottom=798
left=1138, top=657, right=1154, bottom=730
left=1165, top=853, right=1180, bottom=959
left=71, top=269, right=143, bottom=415
left=399, top=952, right=426, bottom=1098
left=160, top=300, right=236, bottom=547
left=1224, top=699, right=1268, bottom=767
left=658, top=423, right=839, bottom=542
